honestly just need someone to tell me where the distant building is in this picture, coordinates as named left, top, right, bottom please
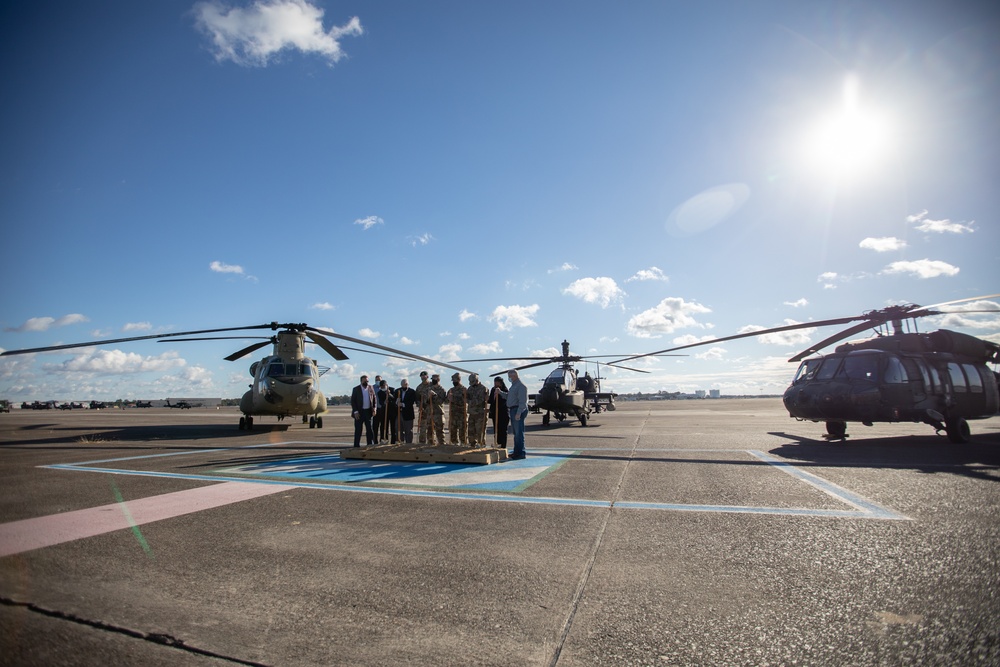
left=709, top=389, right=721, bottom=399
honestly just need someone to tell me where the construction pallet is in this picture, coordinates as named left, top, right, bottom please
left=340, top=443, right=509, bottom=465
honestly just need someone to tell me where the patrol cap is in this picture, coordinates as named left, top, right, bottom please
left=420, top=371, right=428, bottom=378
left=469, top=373, right=479, bottom=382
left=431, top=373, right=440, bottom=380
left=451, top=372, right=460, bottom=381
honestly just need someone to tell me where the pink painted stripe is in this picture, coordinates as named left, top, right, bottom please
left=0, top=481, right=297, bottom=557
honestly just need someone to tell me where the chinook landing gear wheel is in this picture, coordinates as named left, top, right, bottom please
left=239, top=417, right=245, bottom=430
left=579, top=412, right=588, bottom=426
left=945, top=416, right=971, bottom=444
left=824, top=420, right=847, bottom=440
left=240, top=416, right=253, bottom=430
left=309, top=416, right=317, bottom=429
left=316, top=416, right=323, bottom=428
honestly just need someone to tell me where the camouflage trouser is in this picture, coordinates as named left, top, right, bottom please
left=419, top=409, right=432, bottom=444
left=467, top=412, right=487, bottom=446
left=448, top=408, right=467, bottom=445
left=432, top=413, right=445, bottom=445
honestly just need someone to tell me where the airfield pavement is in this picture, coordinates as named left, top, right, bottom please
left=0, top=399, right=998, bottom=666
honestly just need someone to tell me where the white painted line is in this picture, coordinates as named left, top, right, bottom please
left=0, top=481, right=296, bottom=558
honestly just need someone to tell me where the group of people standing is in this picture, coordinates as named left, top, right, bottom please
left=350, top=369, right=528, bottom=459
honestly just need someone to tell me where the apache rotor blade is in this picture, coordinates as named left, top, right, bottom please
left=305, top=331, right=349, bottom=361
left=0, top=324, right=279, bottom=357
left=225, top=341, right=273, bottom=362
left=603, top=363, right=651, bottom=373
left=306, top=326, right=474, bottom=374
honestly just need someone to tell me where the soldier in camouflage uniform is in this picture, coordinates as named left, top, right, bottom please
left=428, top=373, right=447, bottom=445
left=415, top=371, right=433, bottom=444
left=446, top=372, right=468, bottom=445
left=465, top=373, right=489, bottom=447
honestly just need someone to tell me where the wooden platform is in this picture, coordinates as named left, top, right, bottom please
left=340, top=442, right=509, bottom=465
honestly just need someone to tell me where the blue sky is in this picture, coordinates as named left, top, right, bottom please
left=2, top=0, right=998, bottom=402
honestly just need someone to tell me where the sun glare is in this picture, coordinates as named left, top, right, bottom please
left=800, top=76, right=892, bottom=179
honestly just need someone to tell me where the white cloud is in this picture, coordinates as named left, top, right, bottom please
left=210, top=260, right=258, bottom=281
left=738, top=320, right=816, bottom=346
left=626, top=267, right=668, bottom=283
left=547, top=263, right=577, bottom=274
left=43, top=349, right=186, bottom=374
left=906, top=210, right=974, bottom=234
left=562, top=277, right=626, bottom=308
left=5, top=314, right=90, bottom=333
left=859, top=237, right=906, bottom=252
left=459, top=309, right=477, bottom=322
left=354, top=215, right=383, bottom=230
left=398, top=336, right=416, bottom=345
left=626, top=297, right=712, bottom=338
left=784, top=298, right=808, bottom=308
left=210, top=260, right=244, bottom=274
left=881, top=259, right=959, bottom=279
left=488, top=304, right=540, bottom=332
left=437, top=343, right=462, bottom=362
left=122, top=322, right=152, bottom=332
left=358, top=328, right=380, bottom=339
left=694, top=347, right=727, bottom=361
left=193, top=0, right=363, bottom=67
left=468, top=341, right=502, bottom=355
left=310, top=302, right=334, bottom=310
left=409, top=233, right=433, bottom=247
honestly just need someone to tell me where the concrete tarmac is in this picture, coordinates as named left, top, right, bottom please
left=1, top=400, right=998, bottom=666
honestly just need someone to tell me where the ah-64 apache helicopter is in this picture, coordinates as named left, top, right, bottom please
left=461, top=340, right=675, bottom=426
left=1, top=322, right=471, bottom=430
left=607, top=295, right=1000, bottom=443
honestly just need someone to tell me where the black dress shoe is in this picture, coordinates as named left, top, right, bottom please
left=510, top=453, right=526, bottom=460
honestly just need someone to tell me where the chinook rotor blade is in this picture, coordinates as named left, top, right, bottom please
left=225, top=341, right=273, bottom=362
left=304, top=331, right=349, bottom=361
left=306, top=326, right=473, bottom=374
left=0, top=324, right=279, bottom=357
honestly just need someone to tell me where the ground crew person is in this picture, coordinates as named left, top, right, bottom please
left=466, top=373, right=489, bottom=447
left=415, top=371, right=432, bottom=444
left=446, top=372, right=468, bottom=445
left=428, top=373, right=447, bottom=445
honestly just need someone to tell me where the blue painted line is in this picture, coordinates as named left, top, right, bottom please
left=748, top=450, right=909, bottom=520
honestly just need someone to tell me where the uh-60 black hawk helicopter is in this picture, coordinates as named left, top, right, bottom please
left=460, top=340, right=675, bottom=426
left=1, top=322, right=471, bottom=430
left=607, top=295, right=1000, bottom=443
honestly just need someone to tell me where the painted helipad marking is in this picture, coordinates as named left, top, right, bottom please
left=215, top=450, right=566, bottom=492
left=0, top=481, right=296, bottom=557
left=34, top=442, right=908, bottom=520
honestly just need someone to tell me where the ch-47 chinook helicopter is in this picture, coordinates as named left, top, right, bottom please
left=460, top=340, right=669, bottom=426
left=0, top=322, right=471, bottom=430
left=607, top=295, right=1000, bottom=443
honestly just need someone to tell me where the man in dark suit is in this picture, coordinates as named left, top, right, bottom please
left=351, top=375, right=377, bottom=447
left=395, top=378, right=417, bottom=444
left=375, top=379, right=397, bottom=444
